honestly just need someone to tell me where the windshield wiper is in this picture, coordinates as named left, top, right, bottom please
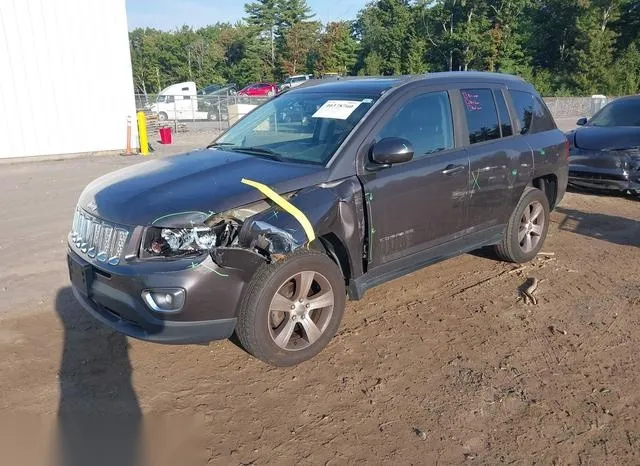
left=227, top=146, right=286, bottom=162
left=207, top=141, right=235, bottom=149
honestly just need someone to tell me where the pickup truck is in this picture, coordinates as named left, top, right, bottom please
left=68, top=72, right=568, bottom=366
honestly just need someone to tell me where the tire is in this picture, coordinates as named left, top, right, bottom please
left=267, top=89, right=275, bottom=97
left=494, top=187, right=550, bottom=263
left=207, top=111, right=218, bottom=121
left=158, top=112, right=168, bottom=121
left=235, top=250, right=346, bottom=366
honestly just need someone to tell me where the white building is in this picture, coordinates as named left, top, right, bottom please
left=0, top=0, right=138, bottom=159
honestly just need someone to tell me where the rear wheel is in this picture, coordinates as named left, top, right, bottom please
left=235, top=251, right=345, bottom=366
left=158, top=112, right=168, bottom=121
left=494, top=187, right=550, bottom=263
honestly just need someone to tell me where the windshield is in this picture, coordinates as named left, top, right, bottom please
left=589, top=99, right=640, bottom=127
left=199, top=84, right=222, bottom=95
left=211, top=91, right=378, bottom=165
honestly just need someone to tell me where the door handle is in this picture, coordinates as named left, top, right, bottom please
left=441, top=164, right=465, bottom=175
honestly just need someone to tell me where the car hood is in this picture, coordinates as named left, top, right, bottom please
left=78, top=149, right=327, bottom=226
left=571, top=126, right=640, bottom=151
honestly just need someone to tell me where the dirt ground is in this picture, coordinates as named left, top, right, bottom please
left=0, top=149, right=639, bottom=465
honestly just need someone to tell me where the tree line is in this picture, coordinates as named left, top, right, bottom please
left=129, top=0, right=640, bottom=97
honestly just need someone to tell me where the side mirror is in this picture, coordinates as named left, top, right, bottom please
left=576, top=117, right=588, bottom=126
left=371, top=137, right=414, bottom=165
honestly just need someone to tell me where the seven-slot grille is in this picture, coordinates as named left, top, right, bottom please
left=71, top=207, right=129, bottom=265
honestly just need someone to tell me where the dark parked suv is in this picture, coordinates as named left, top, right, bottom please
left=68, top=72, right=568, bottom=366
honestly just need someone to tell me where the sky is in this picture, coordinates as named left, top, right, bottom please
left=126, top=0, right=369, bottom=31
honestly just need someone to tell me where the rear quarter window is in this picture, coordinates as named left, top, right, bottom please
left=510, top=90, right=556, bottom=134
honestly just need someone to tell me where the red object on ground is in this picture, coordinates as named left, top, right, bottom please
left=159, top=127, right=172, bottom=144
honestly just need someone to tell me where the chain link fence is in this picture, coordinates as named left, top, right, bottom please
left=135, top=93, right=270, bottom=134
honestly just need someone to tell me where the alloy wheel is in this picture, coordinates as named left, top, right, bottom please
left=518, top=200, right=545, bottom=253
left=268, top=271, right=335, bottom=351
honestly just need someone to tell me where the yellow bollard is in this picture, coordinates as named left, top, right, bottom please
left=137, top=111, right=149, bottom=156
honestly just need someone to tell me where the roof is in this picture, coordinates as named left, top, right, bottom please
left=293, top=77, right=408, bottom=95
left=423, top=71, right=528, bottom=85
left=292, top=71, right=531, bottom=95
left=609, top=94, right=640, bottom=102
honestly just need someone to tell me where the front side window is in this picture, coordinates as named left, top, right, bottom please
left=376, top=91, right=454, bottom=158
left=213, top=91, right=378, bottom=165
left=461, top=88, right=501, bottom=144
left=588, top=99, right=640, bottom=127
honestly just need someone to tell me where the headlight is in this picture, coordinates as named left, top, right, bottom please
left=141, top=199, right=273, bottom=259
left=161, top=226, right=216, bottom=252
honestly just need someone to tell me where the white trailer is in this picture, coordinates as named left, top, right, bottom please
left=150, top=81, right=211, bottom=121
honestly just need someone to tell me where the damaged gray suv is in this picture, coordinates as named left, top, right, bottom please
left=68, top=73, right=568, bottom=366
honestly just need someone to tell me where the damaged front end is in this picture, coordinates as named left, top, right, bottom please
left=140, top=177, right=366, bottom=282
left=140, top=199, right=276, bottom=276
left=569, top=146, right=640, bottom=192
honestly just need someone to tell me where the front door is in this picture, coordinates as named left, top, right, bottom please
left=358, top=90, right=470, bottom=269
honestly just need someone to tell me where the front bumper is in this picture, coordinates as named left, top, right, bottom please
left=67, top=249, right=242, bottom=344
left=568, top=169, right=640, bottom=191
left=569, top=150, right=640, bottom=192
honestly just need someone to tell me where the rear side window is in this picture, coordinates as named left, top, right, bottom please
left=510, top=90, right=556, bottom=134
left=493, top=90, right=513, bottom=137
left=461, top=89, right=501, bottom=144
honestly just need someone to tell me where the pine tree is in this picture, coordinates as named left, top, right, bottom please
left=572, top=1, right=623, bottom=95
left=613, top=42, right=640, bottom=94
left=281, top=21, right=320, bottom=75
left=245, top=0, right=279, bottom=68
left=318, top=22, right=359, bottom=75
left=354, top=0, right=414, bottom=75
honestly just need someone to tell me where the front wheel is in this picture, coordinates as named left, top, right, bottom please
left=235, top=251, right=345, bottom=366
left=494, top=187, right=550, bottom=263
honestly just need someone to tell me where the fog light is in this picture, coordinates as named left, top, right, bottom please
left=142, top=288, right=185, bottom=313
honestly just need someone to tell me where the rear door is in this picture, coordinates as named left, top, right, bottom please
left=457, top=86, right=533, bottom=232
left=509, top=90, right=568, bottom=203
left=357, top=88, right=470, bottom=268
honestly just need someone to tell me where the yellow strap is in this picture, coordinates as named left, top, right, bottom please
left=241, top=178, right=316, bottom=243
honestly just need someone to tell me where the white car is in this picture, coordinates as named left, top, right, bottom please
left=280, top=74, right=312, bottom=90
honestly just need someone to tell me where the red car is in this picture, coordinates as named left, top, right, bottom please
left=237, top=82, right=278, bottom=97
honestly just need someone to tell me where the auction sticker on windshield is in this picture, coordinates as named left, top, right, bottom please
left=312, top=100, right=362, bottom=120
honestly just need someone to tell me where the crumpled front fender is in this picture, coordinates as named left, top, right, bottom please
left=226, top=177, right=366, bottom=279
